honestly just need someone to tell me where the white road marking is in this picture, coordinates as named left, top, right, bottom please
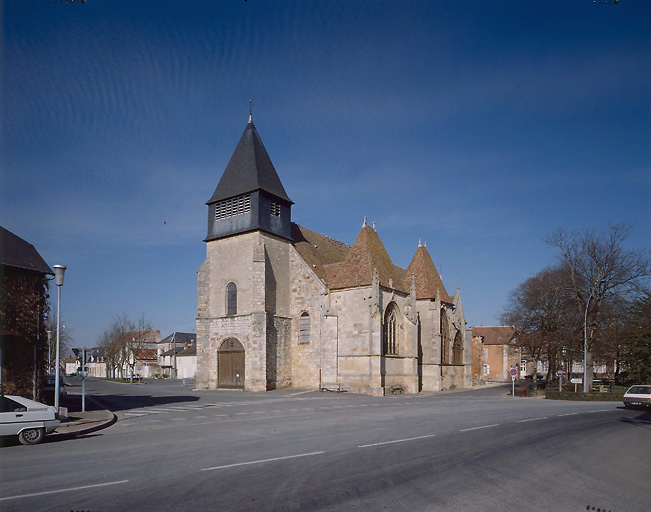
left=558, top=413, right=578, bottom=417
left=0, top=480, right=129, bottom=502
left=358, top=434, right=436, bottom=448
left=516, top=417, right=548, bottom=423
left=288, top=390, right=316, bottom=396
left=459, top=424, right=500, bottom=432
left=201, top=451, right=325, bottom=471
left=123, top=412, right=148, bottom=417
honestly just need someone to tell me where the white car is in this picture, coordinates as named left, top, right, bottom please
left=0, top=395, right=61, bottom=445
left=622, top=385, right=651, bottom=410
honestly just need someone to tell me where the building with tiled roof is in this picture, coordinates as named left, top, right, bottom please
left=196, top=117, right=471, bottom=395
left=471, top=326, right=520, bottom=382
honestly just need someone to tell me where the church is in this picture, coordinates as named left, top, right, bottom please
left=195, top=115, right=471, bottom=395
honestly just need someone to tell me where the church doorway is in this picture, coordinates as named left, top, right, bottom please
left=218, top=338, right=245, bottom=389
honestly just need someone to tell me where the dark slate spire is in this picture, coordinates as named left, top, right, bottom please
left=206, top=119, right=293, bottom=205
left=205, top=117, right=293, bottom=242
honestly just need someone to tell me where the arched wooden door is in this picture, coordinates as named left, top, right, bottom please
left=218, top=338, right=245, bottom=389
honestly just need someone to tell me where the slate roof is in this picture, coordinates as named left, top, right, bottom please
left=207, top=119, right=293, bottom=205
left=161, top=343, right=196, bottom=357
left=158, top=332, right=196, bottom=346
left=0, top=225, right=53, bottom=275
left=405, top=245, right=451, bottom=302
left=472, top=326, right=517, bottom=345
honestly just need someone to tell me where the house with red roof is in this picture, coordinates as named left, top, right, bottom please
left=195, top=117, right=471, bottom=395
left=472, top=326, right=521, bottom=382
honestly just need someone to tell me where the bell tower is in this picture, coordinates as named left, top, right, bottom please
left=196, top=114, right=294, bottom=392
left=205, top=115, right=293, bottom=242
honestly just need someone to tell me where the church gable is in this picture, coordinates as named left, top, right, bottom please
left=329, top=224, right=407, bottom=293
left=405, top=244, right=451, bottom=303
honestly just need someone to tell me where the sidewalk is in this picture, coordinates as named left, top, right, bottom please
left=50, top=391, right=116, bottom=440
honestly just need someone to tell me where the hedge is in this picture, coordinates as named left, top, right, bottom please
left=545, top=390, right=625, bottom=402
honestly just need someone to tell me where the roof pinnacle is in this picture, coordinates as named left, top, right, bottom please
left=248, top=99, right=252, bottom=123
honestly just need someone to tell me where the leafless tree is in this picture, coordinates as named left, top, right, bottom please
left=45, top=308, right=73, bottom=374
left=124, top=314, right=154, bottom=381
left=98, top=313, right=153, bottom=380
left=501, top=265, right=579, bottom=391
left=545, top=223, right=651, bottom=390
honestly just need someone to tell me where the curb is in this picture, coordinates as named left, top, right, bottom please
left=49, top=396, right=117, bottom=441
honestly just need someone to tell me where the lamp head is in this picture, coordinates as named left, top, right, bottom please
left=53, top=265, right=67, bottom=286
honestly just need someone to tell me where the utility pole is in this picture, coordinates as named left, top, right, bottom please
left=172, top=332, right=177, bottom=380
left=82, top=347, right=86, bottom=412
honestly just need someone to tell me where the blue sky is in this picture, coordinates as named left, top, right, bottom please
left=2, top=0, right=649, bottom=348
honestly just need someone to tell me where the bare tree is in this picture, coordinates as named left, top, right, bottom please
left=124, top=314, right=154, bottom=381
left=501, top=265, right=579, bottom=392
left=98, top=313, right=131, bottom=379
left=97, top=313, right=153, bottom=380
left=45, top=308, right=73, bottom=374
left=545, top=223, right=651, bottom=390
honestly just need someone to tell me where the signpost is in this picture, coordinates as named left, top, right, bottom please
left=571, top=377, right=582, bottom=392
left=510, top=368, right=517, bottom=396
left=82, top=347, right=86, bottom=412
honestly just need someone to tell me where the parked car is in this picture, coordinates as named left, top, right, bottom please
left=622, top=385, right=651, bottom=410
left=0, top=395, right=61, bottom=445
left=43, top=374, right=67, bottom=405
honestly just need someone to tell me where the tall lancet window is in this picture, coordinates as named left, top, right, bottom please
left=226, top=283, right=237, bottom=316
left=452, top=330, right=463, bottom=365
left=299, top=312, right=310, bottom=344
left=383, top=302, right=399, bottom=355
left=441, top=311, right=450, bottom=364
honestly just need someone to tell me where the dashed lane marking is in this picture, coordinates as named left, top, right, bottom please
left=358, top=434, right=436, bottom=448
left=0, top=480, right=129, bottom=502
left=516, top=417, right=548, bottom=423
left=459, top=424, right=500, bottom=432
left=201, top=452, right=325, bottom=472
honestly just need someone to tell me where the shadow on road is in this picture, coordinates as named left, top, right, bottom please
left=618, top=408, right=651, bottom=430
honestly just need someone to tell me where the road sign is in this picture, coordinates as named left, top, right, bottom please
left=510, top=368, right=517, bottom=377
left=570, top=378, right=582, bottom=384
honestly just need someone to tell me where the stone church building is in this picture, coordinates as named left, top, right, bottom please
left=195, top=116, right=471, bottom=395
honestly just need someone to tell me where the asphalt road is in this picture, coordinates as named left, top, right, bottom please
left=1, top=378, right=649, bottom=512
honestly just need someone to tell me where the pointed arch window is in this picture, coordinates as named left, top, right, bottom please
left=383, top=302, right=399, bottom=355
left=299, top=312, right=310, bottom=344
left=440, top=311, right=450, bottom=364
left=226, top=283, right=237, bottom=316
left=452, top=331, right=463, bottom=365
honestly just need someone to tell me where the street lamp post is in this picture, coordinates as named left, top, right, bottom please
left=47, top=330, right=52, bottom=373
left=53, top=265, right=66, bottom=413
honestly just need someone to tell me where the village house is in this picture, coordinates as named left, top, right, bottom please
left=195, top=117, right=472, bottom=395
left=472, top=326, right=521, bottom=382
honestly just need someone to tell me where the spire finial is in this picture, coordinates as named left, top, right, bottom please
left=363, top=216, right=367, bottom=227
left=418, top=238, right=422, bottom=247
left=249, top=99, right=252, bottom=123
